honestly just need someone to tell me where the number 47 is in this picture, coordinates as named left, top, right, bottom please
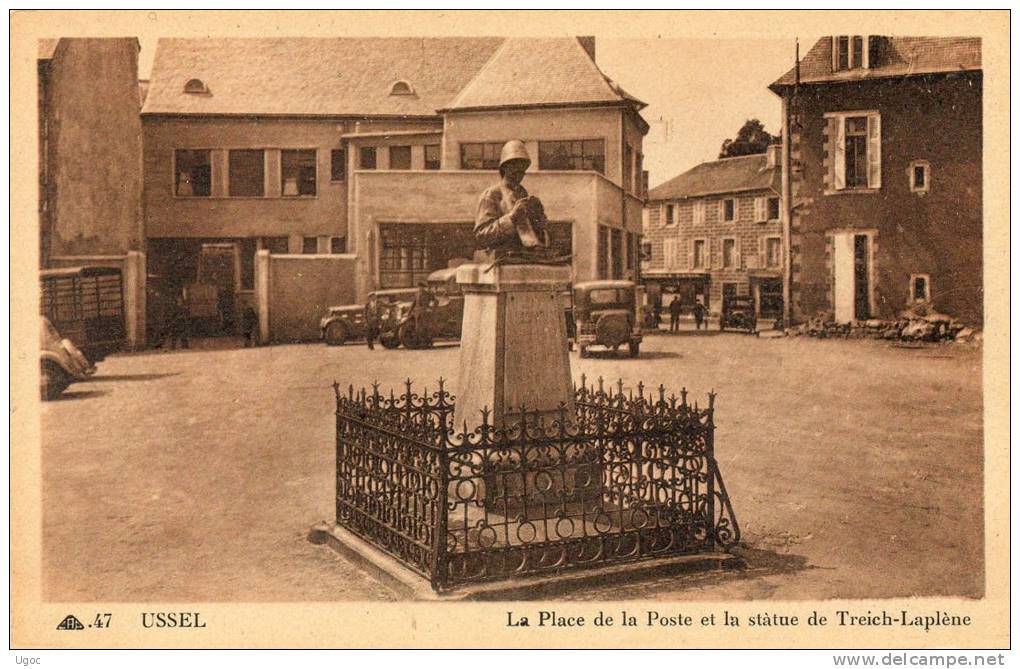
left=94, top=613, right=112, bottom=628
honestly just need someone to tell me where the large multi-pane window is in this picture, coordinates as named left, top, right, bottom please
left=359, top=146, right=377, bottom=170
left=830, top=111, right=881, bottom=190
left=175, top=150, right=212, bottom=197
left=389, top=145, right=412, bottom=170
left=378, top=224, right=476, bottom=288
left=460, top=142, right=502, bottom=170
left=281, top=149, right=316, bottom=197
left=537, top=139, right=606, bottom=174
left=229, top=150, right=265, bottom=197
left=424, top=144, right=441, bottom=170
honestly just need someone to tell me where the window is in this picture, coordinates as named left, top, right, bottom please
left=597, top=226, right=609, bottom=279
left=693, top=239, right=707, bottom=269
left=174, top=149, right=211, bottom=197
left=184, top=78, right=208, bottom=94
left=663, top=238, right=680, bottom=269
left=623, top=144, right=633, bottom=191
left=610, top=229, right=623, bottom=279
left=692, top=200, right=705, bottom=225
left=664, top=204, right=676, bottom=226
left=641, top=241, right=652, bottom=261
left=766, top=237, right=782, bottom=268
left=635, top=152, right=644, bottom=195
left=281, top=149, right=316, bottom=197
left=389, top=145, right=411, bottom=170
left=303, top=237, right=319, bottom=254
left=359, top=146, right=377, bottom=170
left=829, top=111, right=881, bottom=191
left=537, top=139, right=606, bottom=174
left=330, top=237, right=346, bottom=254
left=909, top=160, right=930, bottom=194
left=424, top=144, right=441, bottom=170
left=767, top=197, right=780, bottom=221
left=460, top=142, right=502, bottom=170
left=390, top=80, right=414, bottom=96
left=722, top=238, right=736, bottom=269
left=910, top=274, right=931, bottom=302
left=836, top=36, right=849, bottom=70
left=228, top=150, right=265, bottom=197
left=852, top=36, right=864, bottom=68
left=721, top=198, right=736, bottom=223
left=261, top=237, right=289, bottom=254
left=626, top=233, right=637, bottom=270
left=330, top=149, right=346, bottom=181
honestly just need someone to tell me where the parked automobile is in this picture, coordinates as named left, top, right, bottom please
left=40, top=316, right=95, bottom=400
left=720, top=294, right=757, bottom=333
left=571, top=280, right=643, bottom=358
left=319, top=288, right=419, bottom=346
left=40, top=265, right=125, bottom=363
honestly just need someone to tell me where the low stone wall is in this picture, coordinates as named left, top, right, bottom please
left=789, top=311, right=981, bottom=344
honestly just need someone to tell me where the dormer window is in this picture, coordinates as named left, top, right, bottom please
left=389, top=80, right=414, bottom=96
left=832, top=36, right=872, bottom=71
left=184, top=78, right=209, bottom=95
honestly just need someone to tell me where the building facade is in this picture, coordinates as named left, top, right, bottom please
left=771, top=36, right=982, bottom=325
left=141, top=37, right=647, bottom=328
left=38, top=38, right=147, bottom=348
left=642, top=147, right=784, bottom=320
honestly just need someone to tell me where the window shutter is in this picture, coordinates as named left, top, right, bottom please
left=831, top=36, right=839, bottom=72
left=735, top=238, right=742, bottom=269
left=661, top=204, right=668, bottom=227
left=862, top=35, right=871, bottom=68
left=718, top=200, right=725, bottom=222
left=833, top=117, right=846, bottom=190
left=687, top=239, right=694, bottom=270
left=867, top=113, right=882, bottom=189
left=664, top=239, right=676, bottom=269
left=758, top=236, right=766, bottom=269
left=754, top=197, right=766, bottom=222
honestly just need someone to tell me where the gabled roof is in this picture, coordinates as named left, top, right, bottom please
left=142, top=37, right=503, bottom=116
left=648, top=153, right=779, bottom=202
left=442, top=37, right=646, bottom=112
left=771, top=36, right=981, bottom=89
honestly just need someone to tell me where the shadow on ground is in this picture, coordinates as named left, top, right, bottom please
left=88, top=373, right=181, bottom=382
left=54, top=389, right=110, bottom=401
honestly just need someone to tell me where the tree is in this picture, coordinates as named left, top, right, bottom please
left=718, top=119, right=780, bottom=159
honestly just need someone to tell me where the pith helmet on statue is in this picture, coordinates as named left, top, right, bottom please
left=499, top=140, right=531, bottom=175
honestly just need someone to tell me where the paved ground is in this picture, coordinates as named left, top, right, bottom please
left=41, top=329, right=983, bottom=601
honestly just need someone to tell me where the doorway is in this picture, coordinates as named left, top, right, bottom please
left=833, top=232, right=871, bottom=322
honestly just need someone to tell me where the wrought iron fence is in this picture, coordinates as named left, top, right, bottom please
left=333, top=376, right=739, bottom=591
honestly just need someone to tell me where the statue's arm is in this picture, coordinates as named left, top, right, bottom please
left=474, top=189, right=517, bottom=248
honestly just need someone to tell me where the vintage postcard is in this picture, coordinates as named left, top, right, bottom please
left=9, top=9, right=1010, bottom=650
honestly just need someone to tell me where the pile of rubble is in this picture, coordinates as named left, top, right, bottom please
left=789, top=309, right=980, bottom=344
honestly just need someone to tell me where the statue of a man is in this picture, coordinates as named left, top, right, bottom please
left=474, top=140, right=552, bottom=262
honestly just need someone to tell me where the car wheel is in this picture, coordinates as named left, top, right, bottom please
left=41, top=360, right=70, bottom=401
left=324, top=321, right=347, bottom=346
left=579, top=345, right=590, bottom=359
left=628, top=341, right=640, bottom=358
left=379, top=334, right=400, bottom=349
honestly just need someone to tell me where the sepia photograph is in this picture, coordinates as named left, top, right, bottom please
left=9, top=9, right=1010, bottom=651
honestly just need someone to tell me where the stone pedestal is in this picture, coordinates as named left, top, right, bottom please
left=452, top=263, right=574, bottom=432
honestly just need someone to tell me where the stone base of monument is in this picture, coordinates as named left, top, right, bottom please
left=309, top=520, right=742, bottom=601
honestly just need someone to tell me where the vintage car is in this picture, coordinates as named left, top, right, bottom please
left=319, top=288, right=419, bottom=346
left=572, top=280, right=643, bottom=358
left=40, top=315, right=96, bottom=400
left=41, top=265, right=126, bottom=363
left=719, top=294, right=757, bottom=333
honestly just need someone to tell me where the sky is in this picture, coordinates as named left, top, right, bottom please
left=134, top=35, right=803, bottom=189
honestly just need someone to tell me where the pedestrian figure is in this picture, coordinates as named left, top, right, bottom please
left=364, top=298, right=380, bottom=350
left=242, top=307, right=258, bottom=347
left=693, top=300, right=706, bottom=330
left=653, top=302, right=663, bottom=328
left=669, top=298, right=683, bottom=333
left=168, top=290, right=191, bottom=350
